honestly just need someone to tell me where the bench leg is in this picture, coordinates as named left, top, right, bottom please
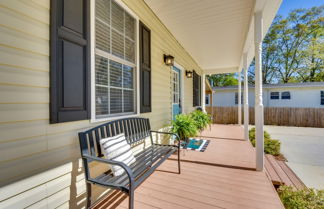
left=178, top=146, right=181, bottom=174
left=129, top=189, right=134, bottom=209
left=86, top=182, right=92, bottom=209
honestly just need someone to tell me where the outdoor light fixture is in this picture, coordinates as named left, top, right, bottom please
left=163, top=54, right=174, bottom=66
left=186, top=70, right=193, bottom=78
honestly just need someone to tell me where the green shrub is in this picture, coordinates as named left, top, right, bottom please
left=249, top=128, right=281, bottom=156
left=190, top=110, right=211, bottom=131
left=278, top=186, right=324, bottom=209
left=264, top=138, right=281, bottom=155
left=171, top=114, right=198, bottom=141
left=249, top=127, right=271, bottom=141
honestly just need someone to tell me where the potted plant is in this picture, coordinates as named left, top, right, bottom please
left=171, top=114, right=198, bottom=143
left=190, top=110, right=212, bottom=132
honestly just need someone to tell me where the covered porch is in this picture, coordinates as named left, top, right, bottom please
left=0, top=0, right=285, bottom=208
left=145, top=0, right=282, bottom=171
left=92, top=125, right=284, bottom=209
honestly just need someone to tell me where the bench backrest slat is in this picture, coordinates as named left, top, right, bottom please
left=78, top=117, right=152, bottom=157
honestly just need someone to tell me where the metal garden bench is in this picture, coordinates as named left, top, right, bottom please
left=78, top=117, right=180, bottom=209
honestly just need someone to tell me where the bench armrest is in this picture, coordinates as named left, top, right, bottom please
left=82, top=154, right=135, bottom=181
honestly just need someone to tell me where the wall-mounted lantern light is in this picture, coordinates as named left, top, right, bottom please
left=186, top=70, right=193, bottom=78
left=163, top=54, right=174, bottom=66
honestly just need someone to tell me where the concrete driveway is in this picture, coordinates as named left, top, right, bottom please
left=263, top=125, right=324, bottom=190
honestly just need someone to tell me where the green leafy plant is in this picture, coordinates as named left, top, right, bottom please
left=278, top=186, right=324, bottom=209
left=171, top=114, right=198, bottom=141
left=190, top=110, right=211, bottom=131
left=249, top=127, right=271, bottom=141
left=249, top=128, right=281, bottom=156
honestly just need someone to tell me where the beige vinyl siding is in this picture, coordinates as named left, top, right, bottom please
left=125, top=0, right=202, bottom=125
left=0, top=0, right=203, bottom=208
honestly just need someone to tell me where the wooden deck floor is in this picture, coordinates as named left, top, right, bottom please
left=93, top=124, right=284, bottom=209
left=170, top=124, right=256, bottom=169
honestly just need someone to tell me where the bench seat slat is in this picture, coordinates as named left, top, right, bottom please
left=93, top=145, right=177, bottom=188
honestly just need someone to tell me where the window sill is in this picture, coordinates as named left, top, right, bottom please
left=91, top=113, right=140, bottom=123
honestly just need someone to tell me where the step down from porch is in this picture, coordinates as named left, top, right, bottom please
left=265, top=154, right=306, bottom=190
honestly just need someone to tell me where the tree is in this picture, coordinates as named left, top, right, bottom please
left=297, top=24, right=324, bottom=82
left=276, top=6, right=324, bottom=83
left=207, top=74, right=238, bottom=87
left=248, top=6, right=324, bottom=84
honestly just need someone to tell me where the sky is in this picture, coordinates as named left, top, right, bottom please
left=277, top=0, right=323, bottom=16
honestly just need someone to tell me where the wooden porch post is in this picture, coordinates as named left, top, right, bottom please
left=254, top=11, right=264, bottom=171
left=238, top=71, right=242, bottom=125
left=243, top=53, right=249, bottom=140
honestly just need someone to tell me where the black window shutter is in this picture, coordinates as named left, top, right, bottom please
left=50, top=0, right=91, bottom=123
left=139, top=21, right=151, bottom=113
left=193, top=71, right=201, bottom=107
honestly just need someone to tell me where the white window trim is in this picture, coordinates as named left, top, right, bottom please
left=90, top=0, right=140, bottom=123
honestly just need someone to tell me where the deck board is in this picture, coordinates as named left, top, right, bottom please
left=265, top=154, right=306, bottom=190
left=93, top=125, right=284, bottom=209
left=277, top=160, right=305, bottom=189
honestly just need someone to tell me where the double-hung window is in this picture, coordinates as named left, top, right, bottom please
left=235, top=92, right=243, bottom=104
left=94, top=0, right=138, bottom=120
left=270, top=92, right=279, bottom=100
left=321, top=91, right=324, bottom=105
left=281, top=91, right=291, bottom=100
left=205, top=95, right=210, bottom=105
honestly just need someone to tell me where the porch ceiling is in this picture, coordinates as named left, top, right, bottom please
left=144, top=0, right=282, bottom=74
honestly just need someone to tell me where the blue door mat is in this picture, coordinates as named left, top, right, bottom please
left=181, top=138, right=210, bottom=152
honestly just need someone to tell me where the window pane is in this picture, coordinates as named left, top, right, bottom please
left=96, top=0, right=110, bottom=23
left=110, top=88, right=122, bottom=114
left=94, top=0, right=137, bottom=118
left=270, top=92, right=279, bottom=99
left=109, top=60, right=122, bottom=87
left=96, top=86, right=108, bottom=117
left=281, top=91, right=290, bottom=99
left=125, top=38, right=135, bottom=63
left=96, top=20, right=110, bottom=53
left=125, top=12, right=135, bottom=40
left=123, top=90, right=134, bottom=112
left=112, top=30, right=124, bottom=58
left=111, top=1, right=124, bottom=33
left=123, top=65, right=133, bottom=89
left=95, top=55, right=108, bottom=85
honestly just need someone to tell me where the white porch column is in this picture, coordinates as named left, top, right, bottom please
left=243, top=53, right=249, bottom=141
left=254, top=11, right=264, bottom=171
left=238, top=72, right=242, bottom=125
left=201, top=73, right=206, bottom=112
